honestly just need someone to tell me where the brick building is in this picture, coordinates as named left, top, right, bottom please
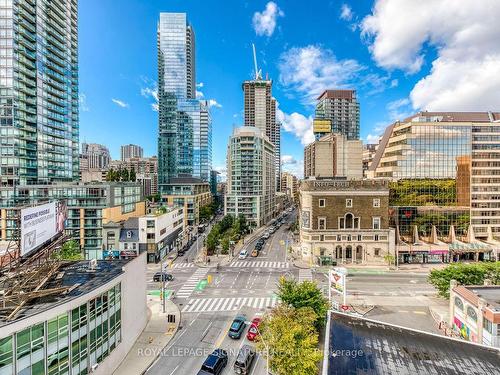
left=299, top=178, right=395, bottom=265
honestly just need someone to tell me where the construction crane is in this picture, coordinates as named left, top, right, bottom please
left=252, top=43, right=262, bottom=80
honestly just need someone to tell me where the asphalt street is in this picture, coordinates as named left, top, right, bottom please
left=146, top=209, right=297, bottom=375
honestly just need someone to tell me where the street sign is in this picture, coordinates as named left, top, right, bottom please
left=329, top=267, right=347, bottom=306
left=341, top=304, right=349, bottom=311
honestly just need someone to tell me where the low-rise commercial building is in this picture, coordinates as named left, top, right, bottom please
left=0, top=254, right=147, bottom=375
left=161, top=176, right=212, bottom=229
left=450, top=281, right=500, bottom=348
left=299, top=178, right=394, bottom=265
left=103, top=207, right=184, bottom=263
left=304, top=133, right=362, bottom=179
left=0, top=182, right=145, bottom=259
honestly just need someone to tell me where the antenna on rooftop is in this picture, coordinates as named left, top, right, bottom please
left=252, top=43, right=262, bottom=80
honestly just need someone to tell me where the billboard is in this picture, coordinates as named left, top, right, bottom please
left=329, top=267, right=347, bottom=306
left=20, top=201, right=67, bottom=257
left=313, top=119, right=331, bottom=133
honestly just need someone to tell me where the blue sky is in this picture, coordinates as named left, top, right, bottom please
left=79, top=1, right=500, bottom=177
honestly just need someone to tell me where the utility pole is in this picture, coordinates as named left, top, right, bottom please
left=161, top=260, right=166, bottom=313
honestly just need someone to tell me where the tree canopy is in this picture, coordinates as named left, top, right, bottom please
left=51, top=240, right=83, bottom=261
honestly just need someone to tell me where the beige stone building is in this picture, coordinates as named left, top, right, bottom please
left=299, top=178, right=395, bottom=265
left=304, top=133, right=362, bottom=179
left=280, top=172, right=299, bottom=201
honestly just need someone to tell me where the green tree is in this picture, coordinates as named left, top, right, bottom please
left=129, top=169, right=136, bottom=181
left=206, top=226, right=220, bottom=253
left=429, top=262, right=500, bottom=297
left=220, top=235, right=230, bottom=254
left=257, top=305, right=322, bottom=375
left=119, top=168, right=129, bottom=181
left=276, top=277, right=329, bottom=329
left=51, top=240, right=83, bottom=261
left=384, top=254, right=395, bottom=266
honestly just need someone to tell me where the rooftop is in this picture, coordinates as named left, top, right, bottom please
left=300, top=178, right=390, bottom=192
left=0, top=259, right=128, bottom=327
left=402, top=111, right=500, bottom=123
left=455, top=285, right=500, bottom=311
left=317, top=89, right=356, bottom=101
left=325, top=312, right=500, bottom=375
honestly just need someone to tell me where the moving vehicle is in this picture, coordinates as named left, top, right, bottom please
left=233, top=345, right=256, bottom=374
left=198, top=224, right=208, bottom=233
left=251, top=248, right=259, bottom=257
left=153, top=272, right=173, bottom=282
left=256, top=238, right=265, bottom=246
left=228, top=315, right=246, bottom=339
left=246, top=317, right=262, bottom=341
left=197, top=349, right=228, bottom=375
left=238, top=249, right=248, bottom=259
left=262, top=232, right=270, bottom=239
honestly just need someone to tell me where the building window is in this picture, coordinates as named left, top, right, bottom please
left=454, top=297, right=464, bottom=311
left=374, top=235, right=379, bottom=241
left=467, top=306, right=477, bottom=322
left=483, top=317, right=493, bottom=334
left=374, top=249, right=380, bottom=256
left=147, top=233, right=155, bottom=240
left=358, top=235, right=362, bottom=241
left=147, top=220, right=155, bottom=228
left=372, top=217, right=381, bottom=230
left=373, top=198, right=380, bottom=208
left=346, top=199, right=353, bottom=208
left=318, top=217, right=326, bottom=230
left=339, top=213, right=360, bottom=229
left=319, top=199, right=326, bottom=207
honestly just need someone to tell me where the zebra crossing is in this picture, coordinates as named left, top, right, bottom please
left=229, top=261, right=290, bottom=269
left=170, top=263, right=196, bottom=269
left=298, top=269, right=313, bottom=282
left=175, top=268, right=209, bottom=298
left=182, top=296, right=279, bottom=313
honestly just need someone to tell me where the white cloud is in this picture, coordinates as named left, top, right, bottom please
left=79, top=94, right=89, bottom=112
left=365, top=134, right=381, bottom=145
left=207, top=99, right=222, bottom=108
left=361, top=0, right=500, bottom=110
left=252, top=1, right=284, bottom=37
left=140, top=79, right=159, bottom=111
left=111, top=98, right=128, bottom=108
left=196, top=82, right=204, bottom=88
left=281, top=155, right=297, bottom=165
left=213, top=165, right=227, bottom=181
left=276, top=106, right=314, bottom=146
left=279, top=45, right=363, bottom=104
left=196, top=90, right=204, bottom=98
left=387, top=98, right=412, bottom=121
left=340, top=4, right=353, bottom=21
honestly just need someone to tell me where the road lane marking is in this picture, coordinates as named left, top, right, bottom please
left=182, top=297, right=279, bottom=313
left=167, top=365, right=179, bottom=375
left=298, top=269, right=313, bottom=282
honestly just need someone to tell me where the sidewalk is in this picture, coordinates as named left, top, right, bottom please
left=113, top=297, right=181, bottom=375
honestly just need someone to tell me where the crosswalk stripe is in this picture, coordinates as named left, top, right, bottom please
left=182, top=296, right=280, bottom=313
left=171, top=263, right=195, bottom=269
left=176, top=268, right=209, bottom=299
left=229, top=261, right=290, bottom=269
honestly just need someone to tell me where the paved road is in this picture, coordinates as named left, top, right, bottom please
left=146, top=208, right=297, bottom=375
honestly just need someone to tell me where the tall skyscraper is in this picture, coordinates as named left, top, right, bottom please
left=225, top=127, right=276, bottom=227
left=81, top=143, right=111, bottom=170
left=313, top=90, right=360, bottom=140
left=121, top=144, right=143, bottom=160
left=157, top=13, right=211, bottom=191
left=0, top=1, right=79, bottom=186
left=242, top=63, right=280, bottom=190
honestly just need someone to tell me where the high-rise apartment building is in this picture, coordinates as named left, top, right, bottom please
left=304, top=133, right=363, bottom=179
left=225, top=127, right=276, bottom=228
left=121, top=144, right=143, bottom=160
left=81, top=143, right=111, bottom=170
left=280, top=172, right=299, bottom=201
left=313, top=90, right=360, bottom=140
left=119, top=156, right=158, bottom=196
left=0, top=0, right=79, bottom=186
left=369, top=111, right=500, bottom=239
left=157, top=13, right=211, bottom=191
left=243, top=79, right=280, bottom=190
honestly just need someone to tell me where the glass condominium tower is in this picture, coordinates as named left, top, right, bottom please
left=157, top=13, right=211, bottom=191
left=0, top=0, right=79, bottom=187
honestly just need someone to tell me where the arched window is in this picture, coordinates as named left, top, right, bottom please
left=467, top=306, right=477, bottom=322
left=335, top=245, right=342, bottom=259
left=454, top=297, right=464, bottom=311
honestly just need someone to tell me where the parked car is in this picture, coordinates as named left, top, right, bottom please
left=262, top=232, right=270, bottom=239
left=251, top=248, right=259, bottom=257
left=238, top=249, right=248, bottom=259
left=197, top=349, right=228, bottom=375
left=228, top=315, right=247, bottom=339
left=256, top=238, right=265, bottom=246
left=233, top=345, right=256, bottom=374
left=246, top=317, right=262, bottom=341
left=153, top=272, right=173, bottom=282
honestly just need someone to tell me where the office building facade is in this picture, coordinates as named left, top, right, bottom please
left=369, top=111, right=500, bottom=239
left=0, top=0, right=79, bottom=186
left=313, top=90, right=360, bottom=140
left=225, top=127, right=276, bottom=228
left=117, top=156, right=158, bottom=196
left=120, top=144, right=143, bottom=160
left=304, top=133, right=363, bottom=179
left=157, top=13, right=212, bottom=191
left=243, top=79, right=280, bottom=190
left=280, top=172, right=298, bottom=201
